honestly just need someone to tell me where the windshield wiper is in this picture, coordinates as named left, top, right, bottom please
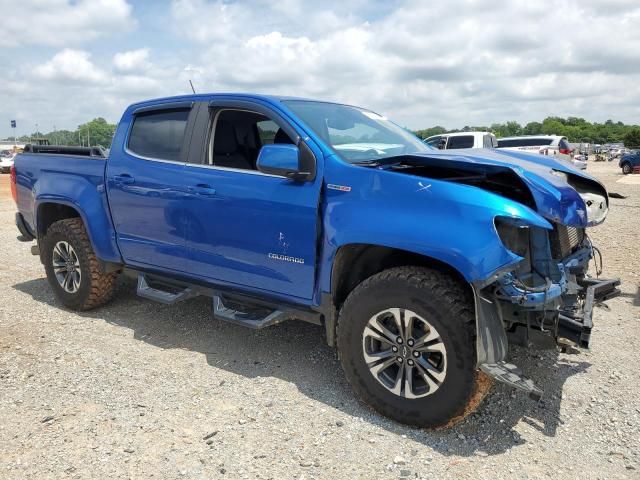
left=352, top=155, right=406, bottom=167
left=351, top=159, right=384, bottom=167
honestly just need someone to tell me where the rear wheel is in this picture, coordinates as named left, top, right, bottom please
left=42, top=218, right=117, bottom=310
left=622, top=162, right=632, bottom=175
left=337, top=266, right=491, bottom=428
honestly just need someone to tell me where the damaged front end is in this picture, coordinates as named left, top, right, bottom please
left=473, top=219, right=620, bottom=400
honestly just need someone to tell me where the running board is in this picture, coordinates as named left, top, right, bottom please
left=480, top=361, right=543, bottom=401
left=137, top=274, right=197, bottom=304
left=213, top=295, right=290, bottom=329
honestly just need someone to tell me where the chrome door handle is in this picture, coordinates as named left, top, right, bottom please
left=111, top=174, right=135, bottom=185
left=188, top=184, right=217, bottom=197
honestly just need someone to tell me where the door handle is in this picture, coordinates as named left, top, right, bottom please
left=188, top=184, right=217, bottom=197
left=112, top=174, right=135, bottom=185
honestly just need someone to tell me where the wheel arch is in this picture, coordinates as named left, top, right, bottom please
left=331, top=243, right=471, bottom=308
left=323, top=243, right=473, bottom=347
left=35, top=198, right=122, bottom=269
left=36, top=201, right=81, bottom=239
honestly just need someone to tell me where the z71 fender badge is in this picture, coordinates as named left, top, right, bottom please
left=327, top=184, right=351, bottom=192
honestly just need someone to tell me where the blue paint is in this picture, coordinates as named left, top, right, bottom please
left=13, top=93, right=610, bottom=309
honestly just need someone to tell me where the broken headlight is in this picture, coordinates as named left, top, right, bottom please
left=495, top=218, right=530, bottom=257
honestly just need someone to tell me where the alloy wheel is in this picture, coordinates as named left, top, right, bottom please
left=362, top=308, right=447, bottom=399
left=52, top=241, right=81, bottom=293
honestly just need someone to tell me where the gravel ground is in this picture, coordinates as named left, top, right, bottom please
left=0, top=161, right=639, bottom=480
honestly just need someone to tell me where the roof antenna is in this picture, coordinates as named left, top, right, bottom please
left=189, top=79, right=196, bottom=94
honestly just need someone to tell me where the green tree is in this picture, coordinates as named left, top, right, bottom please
left=623, top=128, right=640, bottom=149
left=522, top=121, right=542, bottom=135
left=77, top=118, right=116, bottom=147
left=414, top=126, right=447, bottom=139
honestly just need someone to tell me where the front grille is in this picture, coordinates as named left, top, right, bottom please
left=550, top=224, right=585, bottom=259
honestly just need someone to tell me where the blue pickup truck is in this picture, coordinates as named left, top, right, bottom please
left=12, top=93, right=620, bottom=428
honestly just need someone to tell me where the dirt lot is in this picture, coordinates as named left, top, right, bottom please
left=0, top=162, right=639, bottom=480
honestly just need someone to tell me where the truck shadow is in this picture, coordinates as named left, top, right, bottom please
left=14, top=276, right=591, bottom=457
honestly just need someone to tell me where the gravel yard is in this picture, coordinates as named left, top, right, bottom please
left=0, top=161, right=638, bottom=479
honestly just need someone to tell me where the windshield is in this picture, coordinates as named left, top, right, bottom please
left=284, top=100, right=430, bottom=163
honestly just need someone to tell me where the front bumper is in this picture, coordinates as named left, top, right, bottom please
left=475, top=242, right=620, bottom=400
left=557, top=277, right=621, bottom=348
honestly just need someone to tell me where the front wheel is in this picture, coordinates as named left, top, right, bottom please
left=337, top=267, right=491, bottom=428
left=42, top=218, right=118, bottom=311
left=622, top=163, right=632, bottom=175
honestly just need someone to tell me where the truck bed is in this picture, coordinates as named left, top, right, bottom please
left=15, top=151, right=109, bottom=241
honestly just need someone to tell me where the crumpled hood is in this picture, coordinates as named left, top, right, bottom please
left=388, top=148, right=609, bottom=228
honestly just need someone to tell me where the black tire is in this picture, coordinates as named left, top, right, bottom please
left=337, top=266, right=491, bottom=428
left=621, top=163, right=632, bottom=175
left=42, top=218, right=117, bottom=311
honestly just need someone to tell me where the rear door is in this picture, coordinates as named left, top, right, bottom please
left=106, top=102, right=201, bottom=272
left=181, top=100, right=323, bottom=300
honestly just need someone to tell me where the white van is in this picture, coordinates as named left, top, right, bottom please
left=424, top=131, right=497, bottom=150
left=496, top=135, right=586, bottom=170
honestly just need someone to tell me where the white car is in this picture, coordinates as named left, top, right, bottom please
left=496, top=135, right=586, bottom=170
left=0, top=150, right=15, bottom=173
left=424, top=131, right=497, bottom=150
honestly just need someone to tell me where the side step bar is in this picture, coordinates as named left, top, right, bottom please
left=137, top=274, right=197, bottom=304
left=213, top=295, right=289, bottom=329
left=133, top=272, right=322, bottom=329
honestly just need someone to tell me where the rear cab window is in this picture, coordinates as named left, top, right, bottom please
left=128, top=109, right=190, bottom=161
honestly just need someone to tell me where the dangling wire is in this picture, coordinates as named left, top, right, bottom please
left=585, top=234, right=603, bottom=277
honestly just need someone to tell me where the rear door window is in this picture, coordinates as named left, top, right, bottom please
left=128, top=109, right=190, bottom=161
left=446, top=135, right=474, bottom=149
left=498, top=138, right=553, bottom=148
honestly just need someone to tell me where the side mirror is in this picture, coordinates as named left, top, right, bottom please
left=256, top=144, right=312, bottom=181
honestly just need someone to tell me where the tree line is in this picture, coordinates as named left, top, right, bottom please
left=5, top=115, right=640, bottom=149
left=414, top=116, right=640, bottom=148
left=8, top=118, right=117, bottom=148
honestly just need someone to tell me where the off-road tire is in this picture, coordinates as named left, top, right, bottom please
left=42, top=218, right=117, bottom=311
left=337, top=266, right=491, bottom=428
left=621, top=162, right=632, bottom=175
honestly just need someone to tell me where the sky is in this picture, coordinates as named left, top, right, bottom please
left=1, top=0, right=639, bottom=138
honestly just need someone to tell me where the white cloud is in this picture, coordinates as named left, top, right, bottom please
left=2, top=0, right=640, bottom=138
left=34, top=49, right=107, bottom=84
left=167, top=0, right=640, bottom=129
left=113, top=48, right=151, bottom=72
left=0, top=0, right=135, bottom=47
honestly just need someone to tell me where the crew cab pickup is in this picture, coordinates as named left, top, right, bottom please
left=12, top=94, right=620, bottom=428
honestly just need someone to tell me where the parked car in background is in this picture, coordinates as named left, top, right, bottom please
left=571, top=153, right=588, bottom=170
left=424, top=131, right=497, bottom=150
left=0, top=150, right=16, bottom=173
left=619, top=150, right=640, bottom=174
left=608, top=146, right=625, bottom=159
left=496, top=135, right=587, bottom=169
